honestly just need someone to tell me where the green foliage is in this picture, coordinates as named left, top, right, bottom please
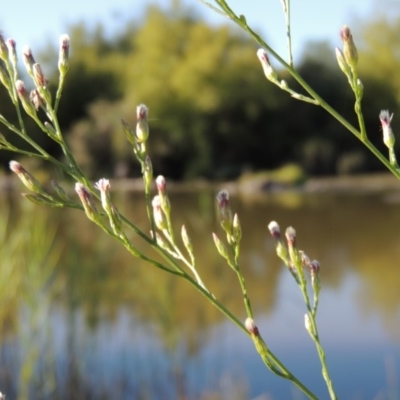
left=5, top=3, right=399, bottom=180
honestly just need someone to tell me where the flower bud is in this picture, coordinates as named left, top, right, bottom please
left=340, top=25, right=358, bottom=69
left=6, top=38, right=17, bottom=71
left=75, top=183, right=100, bottom=223
left=58, top=34, right=70, bottom=76
left=32, top=63, right=48, bottom=87
left=335, top=47, right=351, bottom=77
left=136, top=104, right=149, bottom=143
left=152, top=195, right=167, bottom=230
left=30, top=89, right=45, bottom=111
left=0, top=64, right=12, bottom=93
left=245, top=317, right=259, bottom=336
left=181, top=224, right=193, bottom=255
left=9, top=160, right=43, bottom=193
left=0, top=33, right=9, bottom=62
left=51, top=180, right=70, bottom=202
left=304, top=313, right=313, bottom=336
left=256, top=48, right=278, bottom=82
left=216, top=189, right=233, bottom=236
left=212, top=232, right=230, bottom=260
left=95, top=178, right=112, bottom=215
left=143, top=155, right=153, bottom=193
left=15, top=80, right=37, bottom=118
left=121, top=119, right=136, bottom=146
left=232, top=213, right=242, bottom=244
left=22, top=46, right=36, bottom=77
left=380, top=110, right=395, bottom=149
left=268, top=221, right=280, bottom=239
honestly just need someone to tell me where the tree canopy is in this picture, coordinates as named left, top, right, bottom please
left=1, top=3, right=399, bottom=180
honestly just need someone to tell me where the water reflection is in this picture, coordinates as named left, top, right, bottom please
left=0, top=190, right=399, bottom=399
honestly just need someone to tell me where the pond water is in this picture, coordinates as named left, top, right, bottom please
left=0, top=188, right=399, bottom=399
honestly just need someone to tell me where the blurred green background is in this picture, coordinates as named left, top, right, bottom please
left=0, top=1, right=399, bottom=181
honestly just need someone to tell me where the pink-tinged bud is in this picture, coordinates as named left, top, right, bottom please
left=156, top=175, right=166, bottom=195
left=285, top=226, right=296, bottom=247
left=0, top=33, right=9, bottom=61
left=300, top=250, right=311, bottom=267
left=216, top=189, right=233, bottom=236
left=75, top=182, right=99, bottom=223
left=9, top=160, right=25, bottom=174
left=380, top=110, right=395, bottom=148
left=152, top=195, right=167, bottom=230
left=268, top=221, right=280, bottom=239
left=22, top=45, right=36, bottom=76
left=95, top=178, right=112, bottom=214
left=310, top=260, right=320, bottom=275
left=32, top=63, right=48, bottom=87
left=136, top=104, right=149, bottom=143
left=9, top=160, right=43, bottom=193
left=30, top=89, right=45, bottom=111
left=15, top=80, right=37, bottom=118
left=6, top=38, right=17, bottom=69
left=256, top=48, right=278, bottom=82
left=340, top=25, right=358, bottom=69
left=58, top=34, right=70, bottom=76
left=245, top=317, right=259, bottom=336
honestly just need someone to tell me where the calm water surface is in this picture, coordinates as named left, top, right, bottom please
left=0, top=189, right=399, bottom=399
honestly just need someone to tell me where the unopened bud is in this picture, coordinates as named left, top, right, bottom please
left=257, top=48, right=278, bottom=82
left=245, top=317, right=259, bottom=336
left=232, top=213, right=242, bottom=244
left=58, top=34, right=70, bottom=76
left=0, top=33, right=9, bottom=61
left=304, top=313, right=313, bottom=336
left=340, top=25, right=358, bottom=69
left=22, top=193, right=54, bottom=207
left=9, top=160, right=43, bottom=193
left=0, top=65, right=12, bottom=93
left=22, top=46, right=36, bottom=77
left=216, top=189, right=233, bottom=236
left=212, top=232, right=230, bottom=260
left=6, top=38, right=17, bottom=71
left=32, top=63, right=48, bottom=87
left=156, top=175, right=166, bottom=196
left=75, top=183, right=100, bottom=223
left=15, top=80, right=36, bottom=118
left=268, top=221, right=280, bottom=239
left=121, top=119, right=136, bottom=146
left=285, top=226, right=296, bottom=247
left=335, top=47, right=351, bottom=77
left=143, top=156, right=153, bottom=192
left=181, top=224, right=193, bottom=255
left=95, top=178, right=112, bottom=215
left=152, top=195, right=167, bottom=230
left=30, top=89, right=45, bottom=111
left=380, top=110, right=395, bottom=149
left=136, top=104, right=149, bottom=143
left=109, top=203, right=123, bottom=235
left=51, top=180, right=70, bottom=202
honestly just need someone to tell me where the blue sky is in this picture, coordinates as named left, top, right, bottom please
left=0, top=0, right=386, bottom=61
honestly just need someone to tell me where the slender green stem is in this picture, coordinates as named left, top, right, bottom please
left=280, top=0, right=293, bottom=66
left=54, top=74, right=65, bottom=113
left=298, top=280, right=337, bottom=399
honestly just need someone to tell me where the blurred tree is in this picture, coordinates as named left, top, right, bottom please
left=2, top=2, right=399, bottom=179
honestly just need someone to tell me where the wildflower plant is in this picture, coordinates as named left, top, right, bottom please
left=0, top=0, right=399, bottom=398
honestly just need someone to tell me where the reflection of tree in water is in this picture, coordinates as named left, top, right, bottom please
left=1, top=190, right=400, bottom=398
